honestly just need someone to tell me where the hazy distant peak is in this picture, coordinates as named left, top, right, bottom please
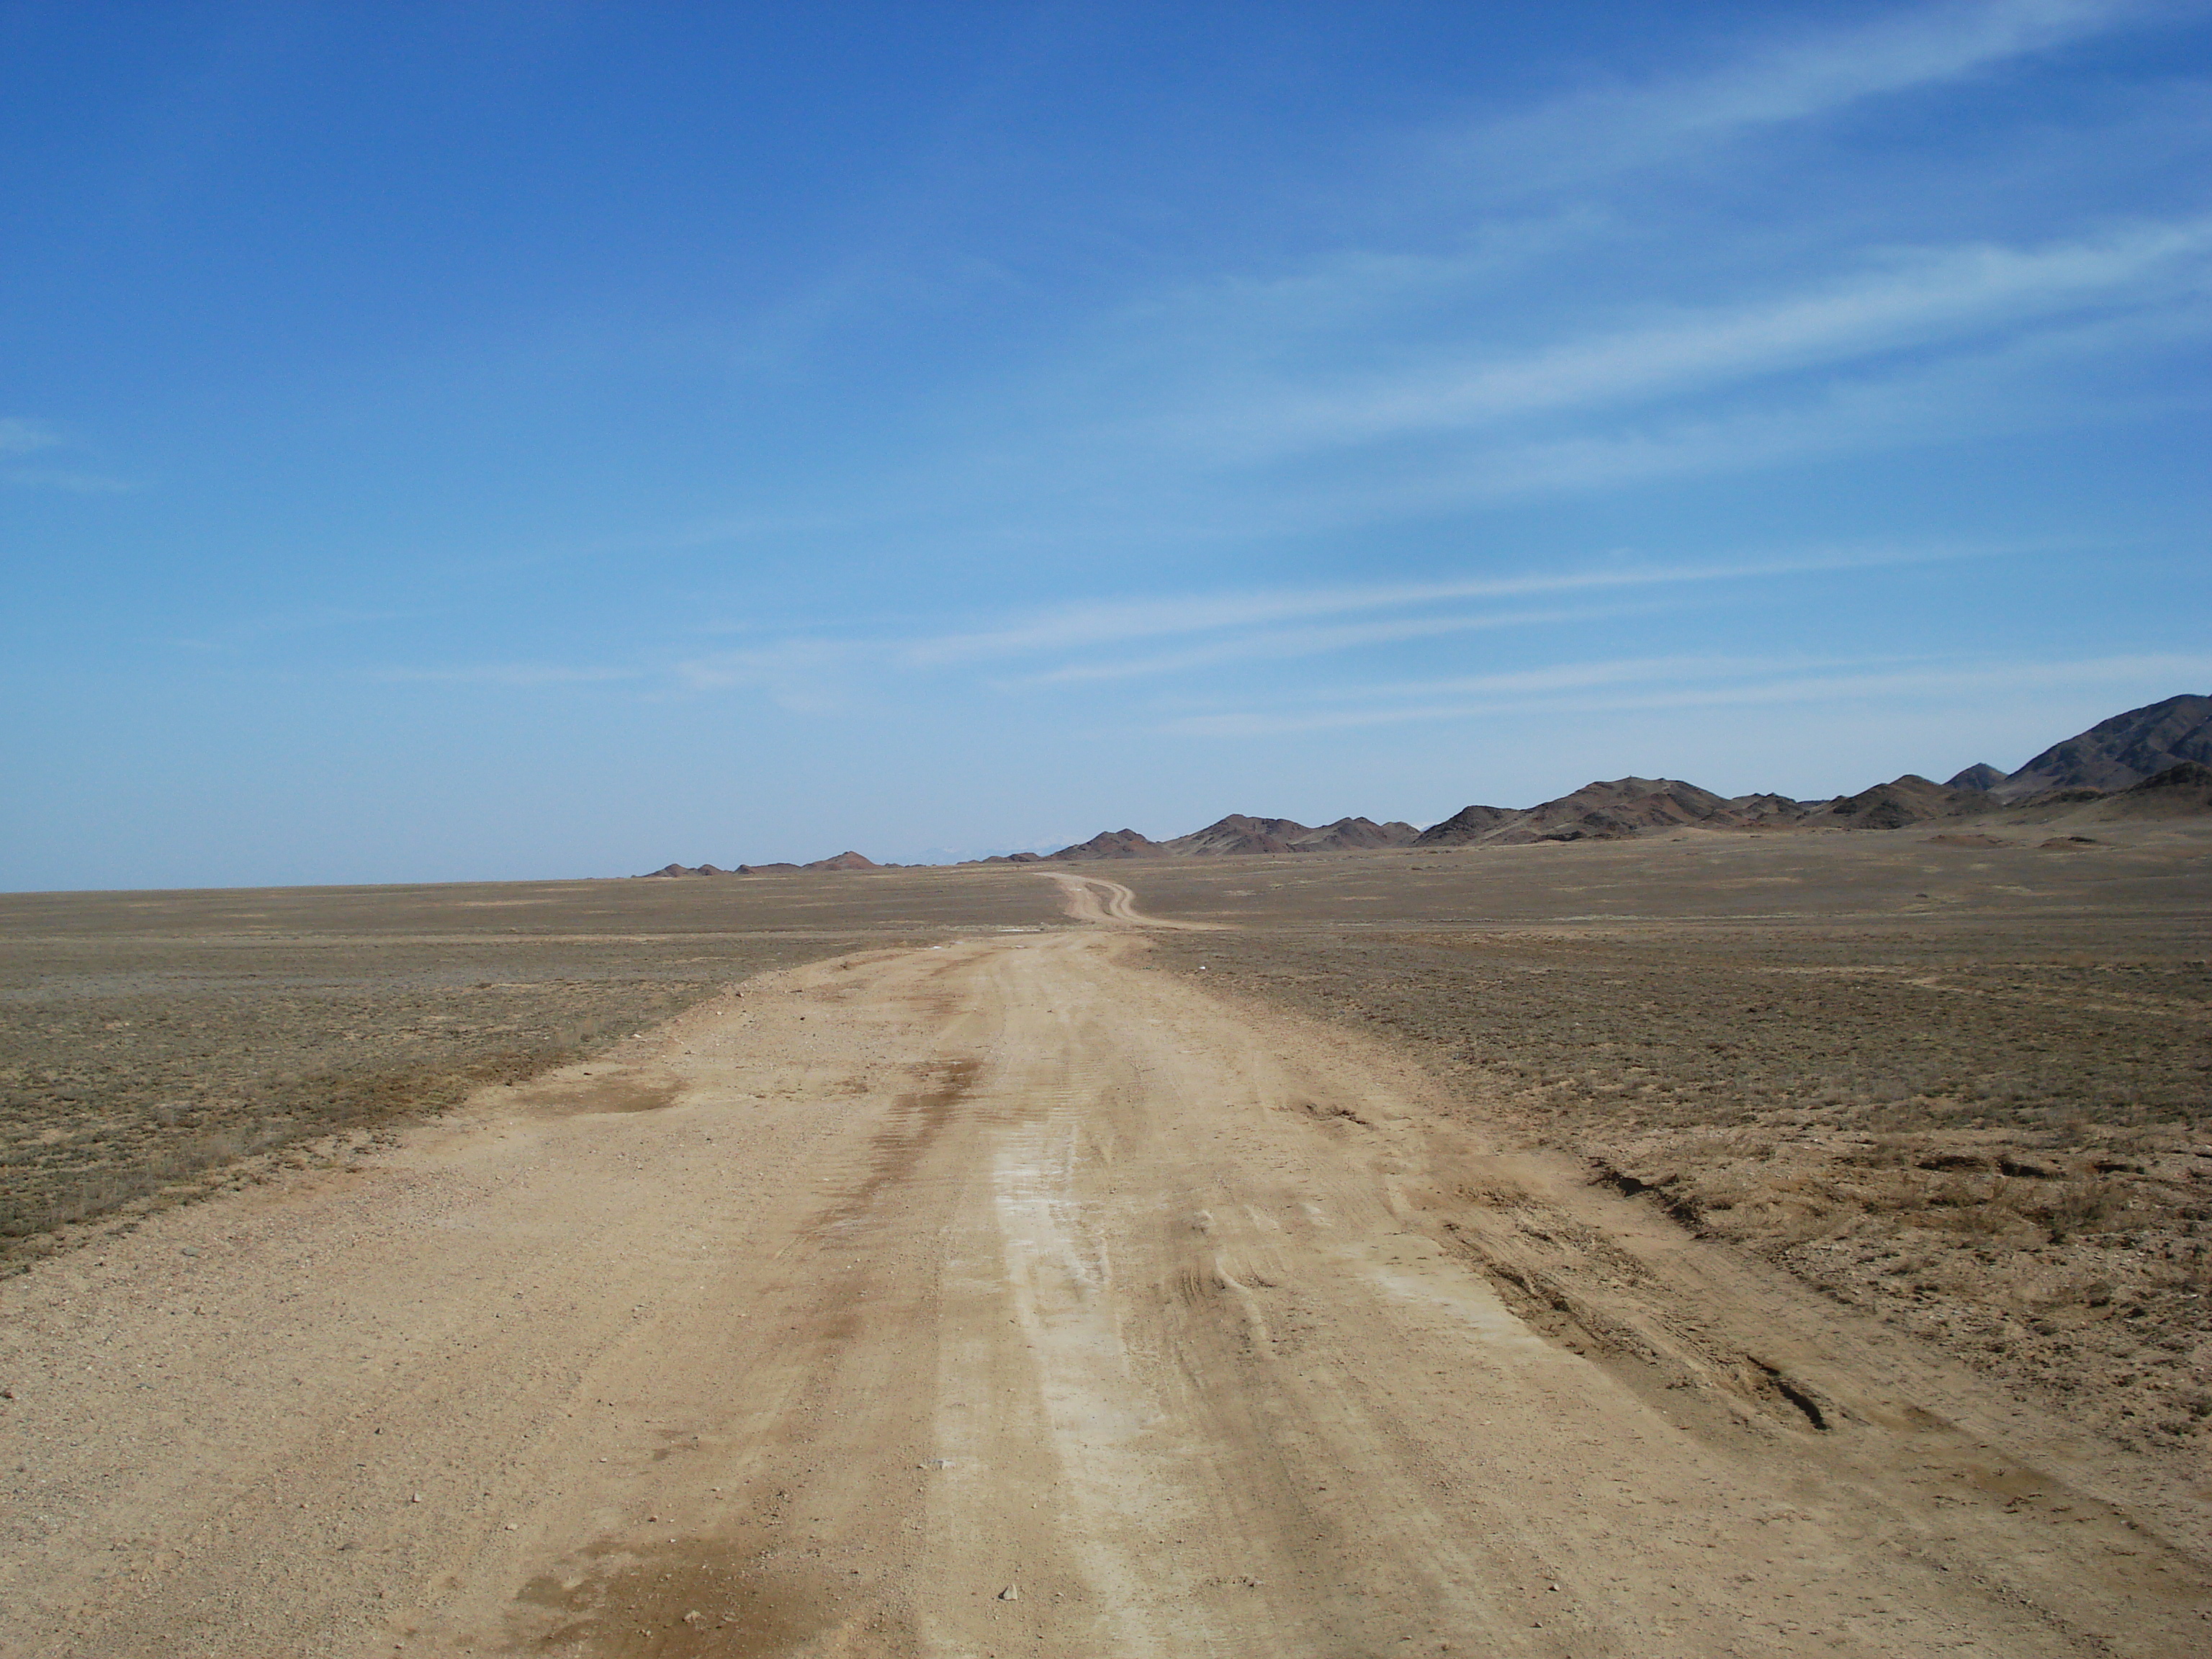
left=1048, top=829, right=1162, bottom=861
left=806, top=850, right=879, bottom=871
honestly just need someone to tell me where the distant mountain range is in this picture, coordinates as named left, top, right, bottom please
left=641, top=693, right=2211, bottom=875
left=1048, top=814, right=1422, bottom=862
left=1033, top=692, right=2211, bottom=860
left=644, top=850, right=882, bottom=878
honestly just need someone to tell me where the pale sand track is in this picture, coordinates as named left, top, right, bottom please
left=1041, top=871, right=1216, bottom=928
left=3, top=927, right=2208, bottom=1657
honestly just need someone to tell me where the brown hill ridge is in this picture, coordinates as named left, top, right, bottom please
left=1047, top=815, right=1420, bottom=861
left=1803, top=774, right=1988, bottom=832
left=1993, top=693, right=2211, bottom=799
left=1411, top=775, right=1858, bottom=848
left=1486, top=777, right=1737, bottom=844
left=805, top=850, right=881, bottom=872
left=1166, top=814, right=1421, bottom=856
left=638, top=694, right=2209, bottom=876
left=2079, top=760, right=2212, bottom=819
left=1049, top=766, right=2011, bottom=860
left=1038, top=696, right=2208, bottom=860
left=1050, top=829, right=1162, bottom=860
left=640, top=851, right=884, bottom=877
left=1946, top=762, right=2008, bottom=792
left=1398, top=696, right=2208, bottom=851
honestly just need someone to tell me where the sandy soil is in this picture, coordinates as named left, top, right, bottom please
left=0, top=866, right=1059, bottom=1254
left=1115, top=824, right=2212, bottom=1466
left=1038, top=871, right=1218, bottom=930
left=4, top=879, right=2208, bottom=1655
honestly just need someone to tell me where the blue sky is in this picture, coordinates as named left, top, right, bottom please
left=4, top=0, right=2209, bottom=888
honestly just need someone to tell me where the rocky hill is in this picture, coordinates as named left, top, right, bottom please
left=1294, top=816, right=1423, bottom=851
left=1413, top=776, right=1844, bottom=847
left=1050, top=814, right=1419, bottom=860
left=1048, top=829, right=1161, bottom=860
left=640, top=851, right=884, bottom=876
left=2075, top=760, right=2212, bottom=820
left=1401, top=696, right=2208, bottom=850
left=805, top=850, right=880, bottom=871
left=1160, top=814, right=1421, bottom=856
left=1159, top=814, right=1310, bottom=856
left=1493, top=778, right=1737, bottom=844
left=1944, top=762, right=2008, bottom=791
left=1802, top=774, right=1987, bottom=831
left=1992, top=693, right=2211, bottom=799
left=642, top=693, right=2210, bottom=875
left=1412, top=803, right=1518, bottom=843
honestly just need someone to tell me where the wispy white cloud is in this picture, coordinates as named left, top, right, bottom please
left=1445, top=0, right=2146, bottom=193
left=1167, top=217, right=2212, bottom=463
left=0, top=418, right=62, bottom=456
left=1005, top=606, right=1609, bottom=686
left=917, top=2, right=2201, bottom=554
left=331, top=537, right=2078, bottom=731
left=444, top=4, right=2198, bottom=595
left=1233, top=652, right=1858, bottom=709
left=371, top=663, right=644, bottom=688
left=904, top=544, right=1970, bottom=666
left=415, top=542, right=2017, bottom=710
left=1164, top=651, right=2212, bottom=737
left=670, top=639, right=865, bottom=712
left=0, top=416, right=139, bottom=493
left=1340, top=296, right=2212, bottom=505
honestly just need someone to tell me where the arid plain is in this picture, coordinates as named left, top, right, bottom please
left=1, top=823, right=2208, bottom=1656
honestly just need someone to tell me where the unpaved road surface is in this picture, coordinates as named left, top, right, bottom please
left=1039, top=872, right=1215, bottom=930
left=4, top=915, right=2209, bottom=1655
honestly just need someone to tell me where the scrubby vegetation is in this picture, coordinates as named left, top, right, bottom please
left=1148, top=918, right=2212, bottom=1453
left=0, top=951, right=798, bottom=1253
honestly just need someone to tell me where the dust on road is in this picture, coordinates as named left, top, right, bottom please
left=3, top=918, right=2207, bottom=1655
left=1040, top=871, right=1217, bottom=929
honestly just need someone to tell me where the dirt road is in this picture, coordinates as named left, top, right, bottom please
left=3, top=917, right=2208, bottom=1656
left=1038, top=871, right=1213, bottom=929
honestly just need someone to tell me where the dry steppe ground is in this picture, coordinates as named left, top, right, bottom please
left=6, top=828, right=2203, bottom=1455
left=3, top=827, right=2211, bottom=1656
left=0, top=868, right=1061, bottom=1257
left=1115, top=822, right=2212, bottom=1460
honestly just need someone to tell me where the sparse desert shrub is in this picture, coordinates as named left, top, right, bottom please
left=1134, top=891, right=2211, bottom=1451
left=1, top=942, right=848, bottom=1253
left=2033, top=1179, right=2129, bottom=1244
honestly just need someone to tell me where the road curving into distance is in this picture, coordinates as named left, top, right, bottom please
left=1040, top=870, right=1220, bottom=929
left=2, top=910, right=2207, bottom=1656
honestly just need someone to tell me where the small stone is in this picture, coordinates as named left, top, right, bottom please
left=181, top=1247, right=200, bottom=1257
left=410, top=1493, right=421, bottom=1503
left=999, top=1585, right=1020, bottom=1601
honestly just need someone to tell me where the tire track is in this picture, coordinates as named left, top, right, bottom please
left=3, top=936, right=2206, bottom=1656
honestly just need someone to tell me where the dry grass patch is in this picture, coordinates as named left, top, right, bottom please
left=1148, top=923, right=2212, bottom=1453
